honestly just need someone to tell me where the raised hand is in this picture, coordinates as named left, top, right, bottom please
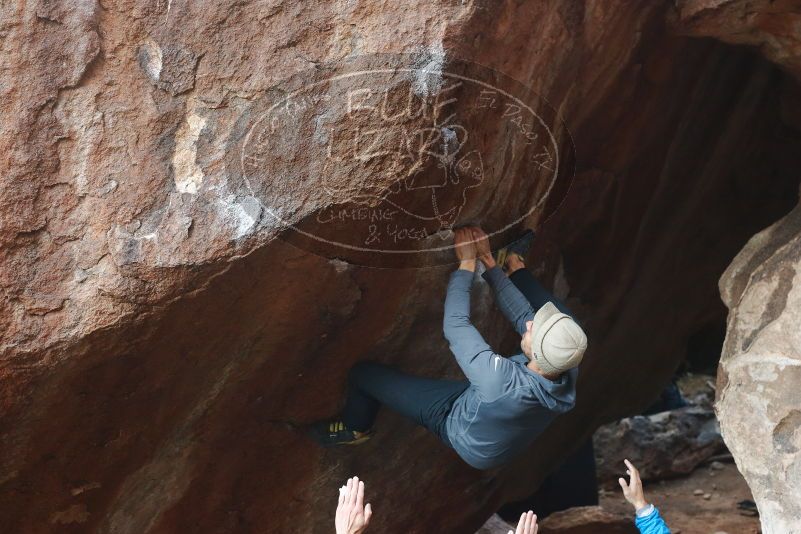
left=618, top=459, right=647, bottom=511
left=471, top=227, right=495, bottom=268
left=335, top=476, right=372, bottom=534
left=453, top=227, right=478, bottom=264
left=507, top=510, right=538, bottom=534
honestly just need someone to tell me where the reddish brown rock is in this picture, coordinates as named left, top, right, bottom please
left=477, top=508, right=636, bottom=534
left=538, top=506, right=636, bottom=534
left=671, top=0, right=801, bottom=82
left=670, top=3, right=801, bottom=532
left=1, top=1, right=801, bottom=533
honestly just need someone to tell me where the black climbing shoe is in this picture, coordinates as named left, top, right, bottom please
left=495, top=229, right=535, bottom=269
left=309, top=420, right=372, bottom=447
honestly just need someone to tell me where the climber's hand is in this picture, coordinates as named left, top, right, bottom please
left=471, top=227, right=495, bottom=268
left=336, top=477, right=372, bottom=534
left=507, top=510, right=538, bottom=534
left=454, top=227, right=478, bottom=268
left=618, top=459, right=648, bottom=511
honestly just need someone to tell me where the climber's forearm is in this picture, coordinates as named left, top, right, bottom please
left=481, top=265, right=535, bottom=336
left=459, top=259, right=476, bottom=272
left=478, top=252, right=495, bottom=269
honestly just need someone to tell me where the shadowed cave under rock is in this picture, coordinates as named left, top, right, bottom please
left=2, top=1, right=801, bottom=533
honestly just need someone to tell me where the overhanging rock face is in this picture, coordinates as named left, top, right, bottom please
left=673, top=2, right=801, bottom=532
left=1, top=1, right=801, bottom=532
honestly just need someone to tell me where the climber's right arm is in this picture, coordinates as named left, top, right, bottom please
left=442, top=263, right=508, bottom=399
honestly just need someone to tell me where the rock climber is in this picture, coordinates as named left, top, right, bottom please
left=311, top=226, right=587, bottom=470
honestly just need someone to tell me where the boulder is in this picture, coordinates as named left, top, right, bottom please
left=1, top=0, right=801, bottom=532
left=476, top=513, right=517, bottom=534
left=671, top=0, right=801, bottom=82
left=478, top=507, right=637, bottom=534
left=594, top=402, right=725, bottom=485
left=538, top=506, right=636, bottom=534
left=717, top=190, right=801, bottom=534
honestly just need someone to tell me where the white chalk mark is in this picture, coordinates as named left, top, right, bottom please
left=173, top=101, right=206, bottom=194
left=411, top=41, right=445, bottom=97
left=141, top=39, right=162, bottom=81
left=217, top=194, right=262, bottom=239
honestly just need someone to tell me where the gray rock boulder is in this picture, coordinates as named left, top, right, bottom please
left=594, top=402, right=725, bottom=485
left=718, top=190, right=801, bottom=534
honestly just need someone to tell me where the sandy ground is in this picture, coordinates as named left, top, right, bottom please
left=600, top=461, right=761, bottom=534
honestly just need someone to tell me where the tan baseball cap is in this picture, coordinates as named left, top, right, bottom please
left=530, top=302, right=587, bottom=375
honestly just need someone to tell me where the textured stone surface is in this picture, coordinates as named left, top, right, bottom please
left=594, top=403, right=725, bottom=486
left=672, top=3, right=801, bottom=532
left=477, top=508, right=636, bottom=534
left=718, top=192, right=801, bottom=534
left=538, top=506, right=636, bottom=534
left=672, top=0, right=801, bottom=82
left=476, top=513, right=517, bottom=534
left=1, top=0, right=801, bottom=533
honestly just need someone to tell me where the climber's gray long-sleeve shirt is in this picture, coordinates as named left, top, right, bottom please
left=443, top=266, right=578, bottom=470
